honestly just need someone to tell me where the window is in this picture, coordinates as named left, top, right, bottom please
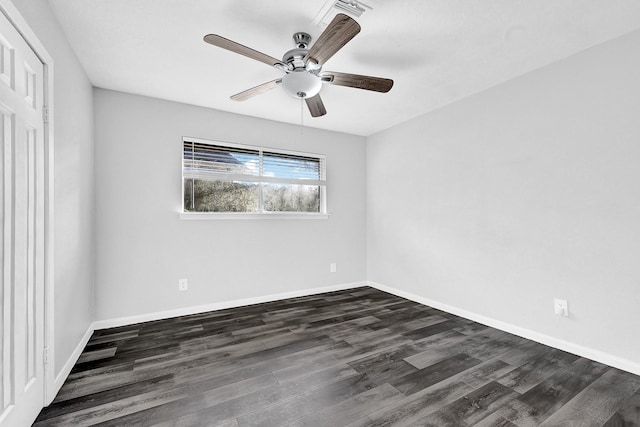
left=182, top=138, right=327, bottom=217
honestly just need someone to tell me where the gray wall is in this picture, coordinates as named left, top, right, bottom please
left=93, top=89, right=367, bottom=321
left=367, top=29, right=640, bottom=364
left=12, top=0, right=94, bottom=375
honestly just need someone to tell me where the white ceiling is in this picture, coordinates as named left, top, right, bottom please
left=48, top=0, right=640, bottom=136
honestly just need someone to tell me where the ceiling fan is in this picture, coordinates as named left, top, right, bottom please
left=203, top=13, right=393, bottom=117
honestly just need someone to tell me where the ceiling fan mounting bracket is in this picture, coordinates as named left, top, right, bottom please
left=292, top=32, right=312, bottom=49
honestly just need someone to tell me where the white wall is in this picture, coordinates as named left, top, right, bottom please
left=11, top=1, right=94, bottom=375
left=367, top=29, right=640, bottom=366
left=93, top=89, right=366, bottom=321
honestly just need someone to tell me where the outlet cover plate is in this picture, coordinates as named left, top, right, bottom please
left=554, top=298, right=568, bottom=317
left=179, top=278, right=188, bottom=291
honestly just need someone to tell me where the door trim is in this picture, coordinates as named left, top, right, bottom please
left=0, top=0, right=56, bottom=405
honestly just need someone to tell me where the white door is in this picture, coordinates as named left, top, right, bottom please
left=0, top=7, right=45, bottom=427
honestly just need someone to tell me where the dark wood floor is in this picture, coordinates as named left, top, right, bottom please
left=35, top=287, right=640, bottom=426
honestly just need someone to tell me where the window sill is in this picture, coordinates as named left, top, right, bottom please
left=179, top=212, right=330, bottom=220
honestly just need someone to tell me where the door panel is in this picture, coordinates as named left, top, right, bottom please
left=0, top=7, right=45, bottom=426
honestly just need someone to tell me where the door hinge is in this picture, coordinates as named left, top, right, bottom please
left=43, top=106, right=49, bottom=123
left=44, top=346, right=49, bottom=365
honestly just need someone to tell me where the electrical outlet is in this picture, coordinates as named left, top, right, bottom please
left=178, top=278, right=188, bottom=291
left=330, top=263, right=337, bottom=273
left=554, top=298, right=568, bottom=317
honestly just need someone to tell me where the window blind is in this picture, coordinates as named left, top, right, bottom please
left=183, top=141, right=260, bottom=182
left=263, top=151, right=325, bottom=185
left=183, top=141, right=326, bottom=185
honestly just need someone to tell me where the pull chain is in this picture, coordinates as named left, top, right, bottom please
left=300, top=98, right=304, bottom=136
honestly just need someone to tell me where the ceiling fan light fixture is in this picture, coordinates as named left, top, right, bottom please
left=281, top=71, right=322, bottom=99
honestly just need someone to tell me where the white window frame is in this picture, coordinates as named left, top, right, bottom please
left=180, top=137, right=329, bottom=220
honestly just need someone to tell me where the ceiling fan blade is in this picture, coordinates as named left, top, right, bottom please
left=231, top=79, right=282, bottom=101
left=320, top=71, right=393, bottom=93
left=304, top=13, right=361, bottom=65
left=204, top=34, right=286, bottom=68
left=305, top=94, right=327, bottom=117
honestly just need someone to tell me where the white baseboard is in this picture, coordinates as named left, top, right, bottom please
left=47, top=323, right=95, bottom=405
left=93, top=281, right=368, bottom=330
left=368, top=281, right=640, bottom=377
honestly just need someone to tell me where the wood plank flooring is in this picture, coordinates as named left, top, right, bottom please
left=35, top=287, right=640, bottom=426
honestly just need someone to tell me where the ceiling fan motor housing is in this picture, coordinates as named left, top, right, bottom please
left=282, top=48, right=309, bottom=69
